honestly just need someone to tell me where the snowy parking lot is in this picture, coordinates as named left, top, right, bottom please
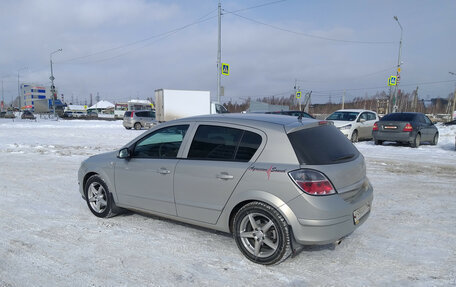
left=1, top=118, right=455, bottom=286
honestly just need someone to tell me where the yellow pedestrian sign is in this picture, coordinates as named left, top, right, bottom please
left=222, top=63, right=229, bottom=76
left=296, top=91, right=302, bottom=99
left=388, top=76, right=397, bottom=86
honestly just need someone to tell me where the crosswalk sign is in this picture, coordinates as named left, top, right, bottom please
left=222, top=63, right=229, bottom=76
left=388, top=76, right=397, bottom=86
left=296, top=91, right=302, bottom=99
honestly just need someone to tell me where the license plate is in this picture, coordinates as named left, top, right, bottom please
left=384, top=125, right=397, bottom=129
left=353, top=204, right=370, bottom=225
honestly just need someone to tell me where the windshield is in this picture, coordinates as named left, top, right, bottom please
left=326, top=111, right=359, bottom=121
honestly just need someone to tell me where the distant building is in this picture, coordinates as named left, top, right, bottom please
left=20, top=83, right=64, bottom=112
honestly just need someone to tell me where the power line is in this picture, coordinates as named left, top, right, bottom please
left=226, top=12, right=396, bottom=45
left=57, top=11, right=217, bottom=64
left=224, top=0, right=288, bottom=14
left=313, top=79, right=456, bottom=95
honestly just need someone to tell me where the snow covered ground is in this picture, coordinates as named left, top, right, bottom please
left=0, top=118, right=455, bottom=286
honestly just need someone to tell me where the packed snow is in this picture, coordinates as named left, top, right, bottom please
left=0, top=117, right=455, bottom=286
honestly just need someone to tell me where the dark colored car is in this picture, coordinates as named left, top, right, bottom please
left=265, top=110, right=315, bottom=119
left=21, top=110, right=36, bottom=120
left=372, top=112, right=439, bottom=148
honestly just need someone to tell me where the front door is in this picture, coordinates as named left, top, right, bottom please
left=115, top=124, right=189, bottom=215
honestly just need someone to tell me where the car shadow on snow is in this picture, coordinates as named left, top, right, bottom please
left=116, top=209, right=232, bottom=238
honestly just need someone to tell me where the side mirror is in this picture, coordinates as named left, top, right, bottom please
left=118, top=148, right=131, bottom=159
left=359, top=118, right=366, bottom=123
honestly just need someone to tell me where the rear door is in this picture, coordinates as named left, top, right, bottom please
left=174, top=124, right=264, bottom=224
left=420, top=114, right=436, bottom=141
left=357, top=112, right=370, bottom=139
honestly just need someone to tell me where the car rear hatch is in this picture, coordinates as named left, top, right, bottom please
left=287, top=122, right=368, bottom=202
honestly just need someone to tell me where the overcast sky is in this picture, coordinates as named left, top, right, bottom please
left=1, top=0, right=455, bottom=105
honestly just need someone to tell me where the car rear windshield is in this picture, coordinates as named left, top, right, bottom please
left=381, top=113, right=416, bottom=121
left=124, top=111, right=132, bottom=117
left=287, top=124, right=359, bottom=165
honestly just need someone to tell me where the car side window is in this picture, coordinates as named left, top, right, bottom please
left=358, top=113, right=368, bottom=121
left=418, top=115, right=427, bottom=124
left=187, top=125, right=262, bottom=162
left=424, top=115, right=432, bottom=125
left=367, top=113, right=376, bottom=121
left=132, top=125, right=189, bottom=159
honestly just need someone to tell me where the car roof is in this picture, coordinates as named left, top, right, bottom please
left=334, top=109, right=374, bottom=113
left=170, top=113, right=319, bottom=132
left=387, top=112, right=422, bottom=115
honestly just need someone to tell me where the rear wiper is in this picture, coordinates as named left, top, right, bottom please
left=331, top=153, right=355, bottom=162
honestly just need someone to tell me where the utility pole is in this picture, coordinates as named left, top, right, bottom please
left=216, top=0, right=222, bottom=103
left=17, top=72, right=20, bottom=110
left=412, top=86, right=419, bottom=112
left=342, top=90, right=345, bottom=109
left=1, top=79, right=3, bottom=112
left=293, top=79, right=297, bottom=107
left=50, top=48, right=62, bottom=118
left=450, top=72, right=456, bottom=120
left=392, top=16, right=403, bottom=113
left=452, top=88, right=456, bottom=120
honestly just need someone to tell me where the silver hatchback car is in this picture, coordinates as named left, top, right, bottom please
left=123, top=110, right=156, bottom=130
left=78, top=113, right=373, bottom=265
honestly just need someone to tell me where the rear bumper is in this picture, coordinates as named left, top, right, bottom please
left=282, top=180, right=374, bottom=245
left=373, top=131, right=415, bottom=142
left=123, top=119, right=134, bottom=128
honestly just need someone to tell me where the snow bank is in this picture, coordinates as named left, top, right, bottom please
left=0, top=118, right=455, bottom=286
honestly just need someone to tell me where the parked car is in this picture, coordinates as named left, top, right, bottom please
left=372, top=112, right=439, bottom=148
left=265, top=110, right=315, bottom=119
left=123, top=110, right=156, bottom=130
left=443, top=119, right=456, bottom=126
left=326, top=109, right=379, bottom=142
left=21, top=110, right=36, bottom=120
left=78, top=113, right=373, bottom=265
left=2, top=110, right=16, bottom=119
left=86, top=111, right=98, bottom=119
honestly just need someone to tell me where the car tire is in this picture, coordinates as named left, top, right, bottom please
left=85, top=175, right=118, bottom=218
left=134, top=122, right=142, bottom=130
left=431, top=133, right=439, bottom=145
left=374, top=139, right=383, bottom=145
left=411, top=133, right=421, bottom=148
left=125, top=127, right=131, bottom=130
left=232, top=201, right=291, bottom=265
left=351, top=130, right=358, bottom=143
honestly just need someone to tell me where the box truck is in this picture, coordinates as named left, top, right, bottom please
left=155, top=89, right=227, bottom=122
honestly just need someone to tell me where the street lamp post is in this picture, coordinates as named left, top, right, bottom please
left=392, top=16, right=403, bottom=113
left=50, top=48, right=62, bottom=118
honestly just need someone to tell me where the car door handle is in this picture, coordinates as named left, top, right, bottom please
left=157, top=168, right=171, bottom=175
left=216, top=173, right=234, bottom=180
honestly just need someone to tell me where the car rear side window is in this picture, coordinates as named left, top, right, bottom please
left=288, top=124, right=359, bottom=165
left=188, top=125, right=262, bottom=162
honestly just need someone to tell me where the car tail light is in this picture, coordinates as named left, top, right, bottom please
left=373, top=122, right=378, bottom=131
left=403, top=123, right=413, bottom=132
left=288, top=169, right=336, bottom=195
left=130, top=111, right=134, bottom=118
